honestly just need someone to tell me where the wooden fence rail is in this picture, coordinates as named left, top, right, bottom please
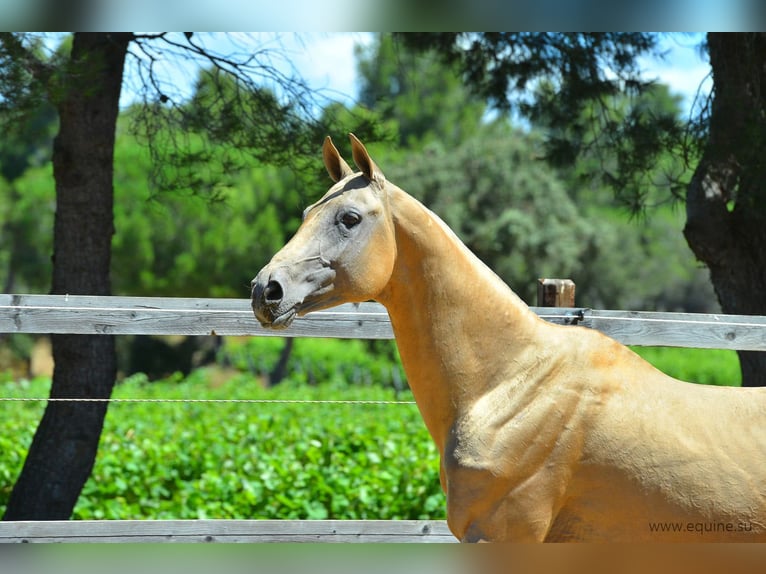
left=2, top=293, right=766, bottom=350
left=2, top=292, right=765, bottom=543
left=0, top=519, right=455, bottom=543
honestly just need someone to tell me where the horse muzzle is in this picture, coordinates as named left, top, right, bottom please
left=251, top=262, right=336, bottom=329
left=251, top=268, right=294, bottom=329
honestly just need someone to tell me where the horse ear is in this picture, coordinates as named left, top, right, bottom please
left=322, top=136, right=354, bottom=182
left=349, top=133, right=384, bottom=184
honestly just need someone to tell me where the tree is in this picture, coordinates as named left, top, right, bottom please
left=110, top=121, right=305, bottom=298
left=386, top=125, right=595, bottom=304
left=352, top=34, right=713, bottom=312
left=1, top=32, right=131, bottom=520
left=0, top=37, right=57, bottom=294
left=684, top=34, right=766, bottom=388
left=397, top=32, right=766, bottom=387
left=0, top=164, right=54, bottom=294
left=356, top=34, right=487, bottom=147
left=0, top=32, right=328, bottom=519
left=545, top=83, right=717, bottom=313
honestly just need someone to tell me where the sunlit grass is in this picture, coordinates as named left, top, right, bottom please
left=631, top=346, right=741, bottom=386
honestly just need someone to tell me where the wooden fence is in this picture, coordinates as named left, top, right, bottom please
left=1, top=291, right=766, bottom=543
left=0, top=519, right=455, bottom=543
left=3, top=293, right=766, bottom=350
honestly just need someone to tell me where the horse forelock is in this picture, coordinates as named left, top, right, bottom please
left=303, top=172, right=389, bottom=219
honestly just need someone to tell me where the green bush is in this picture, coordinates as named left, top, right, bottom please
left=0, top=372, right=444, bottom=520
left=0, top=378, right=48, bottom=508
left=223, top=337, right=407, bottom=391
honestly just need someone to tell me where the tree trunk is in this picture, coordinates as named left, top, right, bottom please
left=684, top=33, right=766, bottom=387
left=268, top=338, right=294, bottom=386
left=3, top=33, right=131, bottom=520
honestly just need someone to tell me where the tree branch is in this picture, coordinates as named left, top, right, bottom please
left=0, top=32, right=54, bottom=86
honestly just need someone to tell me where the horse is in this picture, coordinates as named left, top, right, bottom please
left=251, top=134, right=766, bottom=542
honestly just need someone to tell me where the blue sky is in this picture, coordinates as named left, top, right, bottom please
left=644, top=33, right=711, bottom=118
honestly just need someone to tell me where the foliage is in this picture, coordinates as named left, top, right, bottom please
left=0, top=33, right=64, bottom=133
left=540, top=83, right=715, bottom=312
left=397, top=33, right=658, bottom=113
left=223, top=336, right=406, bottom=391
left=0, top=164, right=54, bottom=293
left=0, top=35, right=58, bottom=294
left=352, top=35, right=716, bottom=312
left=383, top=124, right=593, bottom=304
left=124, top=34, right=334, bottom=197
left=0, top=33, right=720, bottom=314
left=395, top=33, right=689, bottom=209
left=111, top=125, right=306, bottom=298
left=572, top=207, right=717, bottom=312
left=376, top=123, right=713, bottom=311
left=631, top=347, right=741, bottom=387
left=550, top=83, right=693, bottom=210
left=355, top=34, right=487, bottom=147
left=0, top=379, right=45, bottom=505
left=0, top=372, right=444, bottom=521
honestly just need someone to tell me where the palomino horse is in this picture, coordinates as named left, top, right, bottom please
left=251, top=134, right=766, bottom=542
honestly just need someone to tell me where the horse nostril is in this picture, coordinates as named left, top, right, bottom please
left=263, top=280, right=284, bottom=304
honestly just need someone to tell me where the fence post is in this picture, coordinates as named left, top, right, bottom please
left=537, top=278, right=576, bottom=307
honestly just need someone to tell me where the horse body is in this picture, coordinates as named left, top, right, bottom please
left=251, top=134, right=766, bottom=542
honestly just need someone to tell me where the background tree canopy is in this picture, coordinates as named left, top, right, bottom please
left=0, top=33, right=718, bottom=308
left=395, top=33, right=766, bottom=387
left=0, top=52, right=755, bottom=316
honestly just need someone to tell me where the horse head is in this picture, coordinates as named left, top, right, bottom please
left=251, top=134, right=397, bottom=328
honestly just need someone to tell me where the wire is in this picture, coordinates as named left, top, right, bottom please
left=0, top=397, right=416, bottom=405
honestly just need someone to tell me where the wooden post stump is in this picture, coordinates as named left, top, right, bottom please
left=537, top=278, right=576, bottom=307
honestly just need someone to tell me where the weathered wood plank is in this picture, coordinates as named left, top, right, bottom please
left=0, top=519, right=456, bottom=543
left=585, top=309, right=766, bottom=350
left=0, top=295, right=393, bottom=339
left=2, top=295, right=766, bottom=350
left=531, top=307, right=766, bottom=351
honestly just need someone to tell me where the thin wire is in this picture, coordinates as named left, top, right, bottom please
left=0, top=397, right=416, bottom=405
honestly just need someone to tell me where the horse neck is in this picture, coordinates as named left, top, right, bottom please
left=376, top=186, right=541, bottom=448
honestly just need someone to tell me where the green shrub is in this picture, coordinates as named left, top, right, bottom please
left=0, top=377, right=48, bottom=508
left=223, top=337, right=407, bottom=391
left=0, top=372, right=444, bottom=520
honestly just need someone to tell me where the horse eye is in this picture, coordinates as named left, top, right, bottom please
left=339, top=211, right=362, bottom=229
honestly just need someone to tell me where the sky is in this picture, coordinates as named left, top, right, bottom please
left=120, top=32, right=712, bottom=121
